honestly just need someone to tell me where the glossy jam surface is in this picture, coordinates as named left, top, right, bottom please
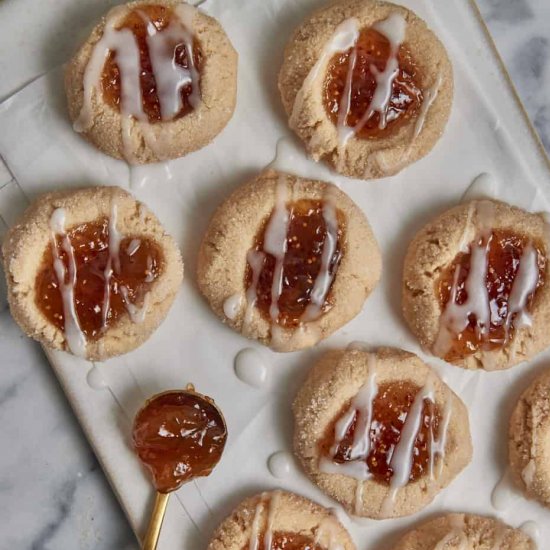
left=438, top=230, right=546, bottom=361
left=102, top=4, right=202, bottom=122
left=133, top=391, right=227, bottom=493
left=246, top=199, right=344, bottom=327
left=325, top=381, right=438, bottom=485
left=324, top=27, right=423, bottom=139
left=36, top=218, right=161, bottom=339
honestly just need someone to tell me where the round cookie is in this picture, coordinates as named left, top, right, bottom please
left=65, top=0, right=237, bottom=164
left=293, top=347, right=472, bottom=519
left=207, top=490, right=355, bottom=550
left=390, top=513, right=534, bottom=550
left=2, top=186, right=183, bottom=360
left=509, top=368, right=550, bottom=507
left=278, top=0, right=453, bottom=180
left=197, top=169, right=381, bottom=352
left=403, top=199, right=550, bottom=371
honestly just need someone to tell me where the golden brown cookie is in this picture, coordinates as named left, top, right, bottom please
left=293, top=347, right=472, bottom=519
left=390, top=513, right=534, bottom=550
left=2, top=186, right=183, bottom=360
left=207, top=490, right=355, bottom=550
left=65, top=0, right=237, bottom=164
left=278, top=0, right=453, bottom=180
left=509, top=368, right=550, bottom=508
left=197, top=169, right=381, bottom=352
left=402, top=199, right=550, bottom=371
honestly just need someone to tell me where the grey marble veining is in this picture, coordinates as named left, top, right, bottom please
left=0, top=1, right=549, bottom=549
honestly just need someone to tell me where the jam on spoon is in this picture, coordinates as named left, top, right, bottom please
left=133, top=384, right=227, bottom=550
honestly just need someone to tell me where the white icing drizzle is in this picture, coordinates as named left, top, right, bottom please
left=461, top=173, right=497, bottom=202
left=433, top=515, right=468, bottom=550
left=354, top=13, right=406, bottom=133
left=120, top=285, right=149, bottom=323
left=75, top=4, right=200, bottom=161
left=223, top=292, right=244, bottom=320
left=491, top=468, right=522, bottom=510
left=319, top=354, right=377, bottom=480
left=314, top=516, right=346, bottom=550
left=244, top=249, right=266, bottom=328
left=234, top=348, right=269, bottom=388
left=354, top=481, right=364, bottom=515
left=49, top=208, right=87, bottom=357
left=86, top=365, right=108, bottom=390
left=414, top=73, right=442, bottom=138
left=434, top=200, right=540, bottom=358
left=244, top=175, right=340, bottom=343
left=267, top=451, right=293, bottom=479
left=262, top=490, right=280, bottom=549
left=380, top=377, right=436, bottom=517
left=248, top=496, right=264, bottom=550
left=522, top=402, right=538, bottom=487
left=302, top=190, right=340, bottom=322
left=289, top=18, right=360, bottom=131
left=126, top=238, right=141, bottom=256
left=145, top=255, right=155, bottom=283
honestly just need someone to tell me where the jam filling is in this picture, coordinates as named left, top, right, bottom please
left=324, top=381, right=439, bottom=485
left=438, top=229, right=546, bottom=361
left=102, top=4, right=202, bottom=122
left=133, top=391, right=227, bottom=493
left=36, top=218, right=162, bottom=339
left=245, top=532, right=323, bottom=550
left=246, top=199, right=344, bottom=327
left=324, top=27, right=423, bottom=139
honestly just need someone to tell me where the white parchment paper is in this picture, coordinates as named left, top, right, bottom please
left=0, top=0, right=549, bottom=548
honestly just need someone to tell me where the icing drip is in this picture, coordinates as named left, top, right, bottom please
left=380, top=378, right=435, bottom=517
left=491, top=468, right=522, bottom=510
left=262, top=490, right=280, bottom=549
left=223, top=292, right=243, bottom=320
left=234, top=348, right=269, bottom=388
left=290, top=18, right=360, bottom=130
left=120, top=285, right=149, bottom=323
left=49, top=209, right=87, bottom=357
left=303, top=191, right=340, bottom=322
left=263, top=176, right=290, bottom=322
left=248, top=495, right=264, bottom=550
left=414, top=74, right=442, bottom=138
left=314, top=516, right=345, bottom=550
left=520, top=521, right=539, bottom=547
left=244, top=249, right=266, bottom=327
left=75, top=4, right=200, bottom=161
left=267, top=451, right=293, bottom=478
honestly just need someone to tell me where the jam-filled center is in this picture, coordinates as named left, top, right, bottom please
left=102, top=4, right=202, bottom=123
left=36, top=218, right=162, bottom=339
left=438, top=229, right=546, bottom=361
left=324, top=27, right=423, bottom=139
left=246, top=199, right=344, bottom=327
left=325, top=381, right=438, bottom=485
left=133, top=391, right=227, bottom=493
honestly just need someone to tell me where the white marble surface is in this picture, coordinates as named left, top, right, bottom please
left=0, top=0, right=549, bottom=548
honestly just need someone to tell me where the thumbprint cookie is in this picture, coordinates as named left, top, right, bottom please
left=65, top=0, right=237, bottom=164
left=207, top=490, right=355, bottom=550
left=197, top=170, right=381, bottom=352
left=391, top=513, right=534, bottom=550
left=293, top=347, right=471, bottom=519
left=279, top=0, right=452, bottom=180
left=509, top=368, right=550, bottom=508
left=2, top=186, right=183, bottom=360
left=403, top=199, right=549, bottom=371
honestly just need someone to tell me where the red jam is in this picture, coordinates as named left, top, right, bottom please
left=324, top=27, right=422, bottom=138
left=102, top=4, right=202, bottom=122
left=133, top=390, right=227, bottom=493
left=438, top=230, right=546, bottom=361
left=325, top=381, right=439, bottom=485
left=36, top=218, right=161, bottom=339
left=246, top=199, right=344, bottom=327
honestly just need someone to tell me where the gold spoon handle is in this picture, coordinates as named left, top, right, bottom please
left=143, top=491, right=170, bottom=550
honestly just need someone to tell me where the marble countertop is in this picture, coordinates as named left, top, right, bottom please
left=0, top=0, right=549, bottom=548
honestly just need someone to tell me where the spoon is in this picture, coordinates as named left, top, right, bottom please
left=132, top=384, right=227, bottom=550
